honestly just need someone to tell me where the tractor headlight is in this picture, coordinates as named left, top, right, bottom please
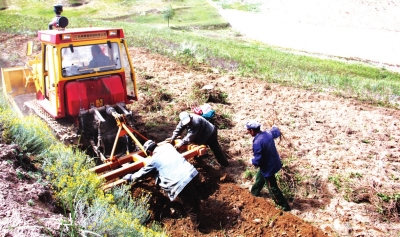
left=109, top=30, right=117, bottom=36
left=62, top=34, right=71, bottom=40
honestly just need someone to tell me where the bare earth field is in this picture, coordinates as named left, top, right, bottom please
left=1, top=1, right=400, bottom=236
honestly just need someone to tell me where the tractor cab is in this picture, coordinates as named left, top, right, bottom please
left=35, top=26, right=138, bottom=119
left=2, top=14, right=140, bottom=158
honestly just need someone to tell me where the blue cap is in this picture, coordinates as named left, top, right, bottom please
left=245, top=120, right=261, bottom=130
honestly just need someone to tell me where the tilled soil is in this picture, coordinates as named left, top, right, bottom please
left=128, top=46, right=400, bottom=237
left=0, top=33, right=328, bottom=237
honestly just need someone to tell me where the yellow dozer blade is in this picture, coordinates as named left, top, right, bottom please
left=1, top=41, right=39, bottom=116
left=1, top=65, right=37, bottom=116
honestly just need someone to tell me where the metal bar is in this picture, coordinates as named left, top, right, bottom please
left=181, top=145, right=208, bottom=159
left=122, top=123, right=147, bottom=156
left=102, top=179, right=127, bottom=191
left=99, top=160, right=147, bottom=181
left=93, top=109, right=105, bottom=122
left=109, top=125, right=122, bottom=160
left=89, top=150, right=146, bottom=173
left=116, top=102, right=130, bottom=115
left=92, top=142, right=208, bottom=189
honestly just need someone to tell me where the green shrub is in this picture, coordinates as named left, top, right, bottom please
left=42, top=144, right=103, bottom=205
left=0, top=95, right=54, bottom=155
left=68, top=187, right=158, bottom=236
left=243, top=168, right=255, bottom=179
left=40, top=137, right=166, bottom=236
left=0, top=92, right=166, bottom=236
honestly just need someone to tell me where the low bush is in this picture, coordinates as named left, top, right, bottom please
left=0, top=92, right=166, bottom=236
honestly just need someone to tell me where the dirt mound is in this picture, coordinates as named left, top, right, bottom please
left=128, top=155, right=327, bottom=236
left=0, top=142, right=63, bottom=236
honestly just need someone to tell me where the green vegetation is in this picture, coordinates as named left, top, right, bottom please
left=162, top=5, right=175, bottom=27
left=1, top=0, right=399, bottom=108
left=243, top=168, right=256, bottom=179
left=377, top=193, right=400, bottom=203
left=326, top=171, right=400, bottom=220
left=328, top=174, right=342, bottom=190
left=0, top=94, right=165, bottom=236
left=276, top=169, right=296, bottom=200
left=16, top=170, right=24, bottom=180
left=214, top=0, right=262, bottom=12
left=27, top=199, right=34, bottom=206
left=328, top=172, right=357, bottom=201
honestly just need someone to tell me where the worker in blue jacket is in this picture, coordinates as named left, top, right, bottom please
left=246, top=120, right=291, bottom=211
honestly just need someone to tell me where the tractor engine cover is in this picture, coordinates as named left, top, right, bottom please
left=64, top=75, right=125, bottom=117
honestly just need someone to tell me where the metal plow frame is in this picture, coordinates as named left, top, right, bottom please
left=90, top=140, right=208, bottom=191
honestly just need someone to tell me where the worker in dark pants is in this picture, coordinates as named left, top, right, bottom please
left=245, top=120, right=291, bottom=211
left=168, top=111, right=229, bottom=167
left=123, top=140, right=207, bottom=233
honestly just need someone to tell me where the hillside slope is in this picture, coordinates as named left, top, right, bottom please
left=1, top=0, right=400, bottom=233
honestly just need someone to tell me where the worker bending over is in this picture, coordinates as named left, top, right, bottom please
left=123, top=140, right=206, bottom=232
left=168, top=111, right=229, bottom=167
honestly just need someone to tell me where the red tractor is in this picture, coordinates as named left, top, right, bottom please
left=1, top=11, right=141, bottom=161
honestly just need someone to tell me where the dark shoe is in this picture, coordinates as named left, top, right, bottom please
left=197, top=224, right=209, bottom=234
left=217, top=158, right=229, bottom=167
left=281, top=204, right=291, bottom=212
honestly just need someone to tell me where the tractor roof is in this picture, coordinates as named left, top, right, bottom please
left=38, top=27, right=125, bottom=44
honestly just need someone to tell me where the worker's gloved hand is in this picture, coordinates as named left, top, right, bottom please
left=165, top=137, right=172, bottom=142
left=174, top=142, right=183, bottom=149
left=166, top=137, right=176, bottom=144
left=122, top=174, right=135, bottom=182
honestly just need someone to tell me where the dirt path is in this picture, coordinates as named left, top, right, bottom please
left=209, top=0, right=400, bottom=72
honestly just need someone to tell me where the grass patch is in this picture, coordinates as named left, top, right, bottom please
left=243, top=168, right=256, bottom=179
left=217, top=0, right=262, bottom=12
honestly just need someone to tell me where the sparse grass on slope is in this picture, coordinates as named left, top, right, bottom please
left=0, top=91, right=166, bottom=236
left=213, top=0, right=262, bottom=12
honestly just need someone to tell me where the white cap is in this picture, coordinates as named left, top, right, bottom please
left=179, top=111, right=191, bottom=125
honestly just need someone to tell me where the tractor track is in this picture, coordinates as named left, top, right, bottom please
left=23, top=99, right=80, bottom=145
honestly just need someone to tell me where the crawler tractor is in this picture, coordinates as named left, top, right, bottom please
left=1, top=6, right=207, bottom=188
left=2, top=16, right=140, bottom=160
